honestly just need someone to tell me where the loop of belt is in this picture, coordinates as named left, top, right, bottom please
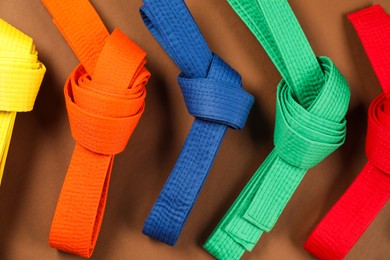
left=0, top=19, right=45, bottom=183
left=41, top=0, right=149, bottom=257
left=204, top=1, right=350, bottom=259
left=140, top=0, right=254, bottom=246
left=305, top=5, right=390, bottom=259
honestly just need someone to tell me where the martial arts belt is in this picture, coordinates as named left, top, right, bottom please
left=305, top=5, right=390, bottom=259
left=42, top=0, right=149, bottom=257
left=140, top=0, right=254, bottom=246
left=204, top=0, right=350, bottom=259
left=0, top=19, right=45, bottom=183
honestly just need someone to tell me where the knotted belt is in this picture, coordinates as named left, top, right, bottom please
left=140, top=0, right=254, bottom=246
left=42, top=0, right=149, bottom=257
left=305, top=5, right=390, bottom=259
left=204, top=1, right=350, bottom=259
left=0, top=19, right=45, bottom=183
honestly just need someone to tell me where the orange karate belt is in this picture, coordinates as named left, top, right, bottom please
left=41, top=0, right=150, bottom=257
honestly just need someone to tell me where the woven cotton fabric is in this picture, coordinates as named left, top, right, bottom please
left=204, top=1, right=350, bottom=259
left=0, top=19, right=45, bottom=183
left=140, top=0, right=254, bottom=246
left=42, top=0, right=149, bottom=257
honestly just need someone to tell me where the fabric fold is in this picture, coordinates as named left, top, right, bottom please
left=204, top=1, right=350, bottom=259
left=42, top=0, right=149, bottom=257
left=0, top=19, right=45, bottom=183
left=140, top=0, right=254, bottom=246
left=305, top=5, right=390, bottom=259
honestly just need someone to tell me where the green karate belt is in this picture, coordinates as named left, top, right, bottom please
left=204, top=0, right=350, bottom=259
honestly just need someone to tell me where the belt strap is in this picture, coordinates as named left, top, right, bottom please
left=42, top=0, right=150, bottom=257
left=204, top=1, right=350, bottom=259
left=140, top=0, right=254, bottom=246
left=0, top=19, right=45, bottom=183
left=305, top=5, right=390, bottom=259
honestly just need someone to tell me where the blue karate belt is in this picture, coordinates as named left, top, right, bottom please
left=140, top=0, right=254, bottom=246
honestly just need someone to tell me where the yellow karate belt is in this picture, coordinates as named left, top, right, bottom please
left=0, top=19, right=45, bottom=183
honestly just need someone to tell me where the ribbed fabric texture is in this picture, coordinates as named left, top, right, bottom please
left=305, top=5, right=390, bottom=259
left=0, top=19, right=45, bottom=183
left=140, top=0, right=254, bottom=246
left=204, top=1, right=350, bottom=259
left=42, top=0, right=150, bottom=257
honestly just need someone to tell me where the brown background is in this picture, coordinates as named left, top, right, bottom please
left=0, top=0, right=389, bottom=259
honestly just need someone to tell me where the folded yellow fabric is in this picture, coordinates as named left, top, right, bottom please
left=0, top=19, right=45, bottom=183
